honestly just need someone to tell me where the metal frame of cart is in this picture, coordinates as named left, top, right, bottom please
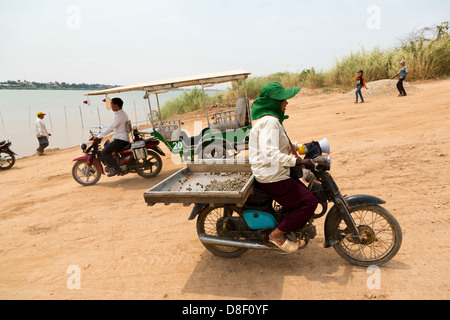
left=143, top=160, right=255, bottom=208
left=84, top=70, right=252, bottom=162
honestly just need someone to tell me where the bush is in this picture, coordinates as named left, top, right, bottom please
left=324, top=22, right=450, bottom=89
left=162, top=22, right=449, bottom=116
left=160, top=88, right=222, bottom=120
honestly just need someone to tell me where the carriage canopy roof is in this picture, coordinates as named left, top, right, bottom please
left=84, top=69, right=251, bottom=96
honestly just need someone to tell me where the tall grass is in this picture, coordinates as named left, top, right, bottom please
left=223, top=21, right=450, bottom=97
left=324, top=22, right=450, bottom=89
left=221, top=70, right=324, bottom=101
left=394, top=23, right=450, bottom=79
left=160, top=88, right=222, bottom=120
left=161, top=22, right=449, bottom=117
left=323, top=46, right=394, bottom=89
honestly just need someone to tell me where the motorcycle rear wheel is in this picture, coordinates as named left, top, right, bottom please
left=135, top=150, right=162, bottom=178
left=0, top=150, right=15, bottom=170
left=197, top=206, right=248, bottom=258
left=332, top=205, right=402, bottom=267
left=72, top=161, right=101, bottom=186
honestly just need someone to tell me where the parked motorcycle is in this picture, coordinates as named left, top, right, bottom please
left=0, top=140, right=16, bottom=170
left=191, top=139, right=402, bottom=267
left=72, top=129, right=165, bottom=186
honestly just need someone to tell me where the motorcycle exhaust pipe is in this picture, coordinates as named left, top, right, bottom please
left=198, top=233, right=276, bottom=251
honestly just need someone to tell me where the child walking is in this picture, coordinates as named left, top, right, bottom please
left=355, top=70, right=368, bottom=103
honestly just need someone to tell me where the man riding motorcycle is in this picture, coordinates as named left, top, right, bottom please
left=249, top=82, right=318, bottom=253
left=94, top=97, right=130, bottom=177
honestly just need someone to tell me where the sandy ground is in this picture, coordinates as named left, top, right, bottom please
left=0, top=79, right=449, bottom=300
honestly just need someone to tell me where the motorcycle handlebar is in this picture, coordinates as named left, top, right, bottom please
left=312, top=155, right=331, bottom=166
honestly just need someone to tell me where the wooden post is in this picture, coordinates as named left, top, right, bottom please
left=79, top=105, right=84, bottom=129
left=97, top=106, right=101, bottom=130
left=48, top=112, right=53, bottom=130
left=64, top=105, right=68, bottom=128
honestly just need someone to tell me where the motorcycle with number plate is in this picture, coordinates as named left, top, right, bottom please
left=72, top=127, right=165, bottom=186
left=190, top=138, right=402, bottom=267
left=0, top=140, right=17, bottom=170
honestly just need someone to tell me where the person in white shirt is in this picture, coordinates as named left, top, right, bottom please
left=94, top=98, right=130, bottom=177
left=34, top=111, right=51, bottom=156
left=249, top=82, right=317, bottom=253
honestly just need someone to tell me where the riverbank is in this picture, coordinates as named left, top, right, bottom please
left=0, top=78, right=449, bottom=300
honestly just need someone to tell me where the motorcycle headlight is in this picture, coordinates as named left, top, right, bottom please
left=80, top=143, right=87, bottom=150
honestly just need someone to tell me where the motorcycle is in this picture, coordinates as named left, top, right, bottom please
left=72, top=128, right=165, bottom=186
left=191, top=138, right=402, bottom=267
left=0, top=140, right=16, bottom=170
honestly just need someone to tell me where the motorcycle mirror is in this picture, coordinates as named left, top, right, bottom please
left=319, top=138, right=330, bottom=154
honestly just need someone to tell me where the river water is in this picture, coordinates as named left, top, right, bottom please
left=0, top=89, right=220, bottom=158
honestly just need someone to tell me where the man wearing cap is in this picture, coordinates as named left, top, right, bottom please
left=391, top=60, right=409, bottom=96
left=35, top=111, right=51, bottom=156
left=249, top=82, right=318, bottom=253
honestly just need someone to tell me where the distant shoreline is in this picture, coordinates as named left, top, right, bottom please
left=0, top=87, right=220, bottom=91
left=0, top=88, right=115, bottom=91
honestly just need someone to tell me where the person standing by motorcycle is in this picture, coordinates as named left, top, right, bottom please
left=34, top=111, right=51, bottom=156
left=94, top=97, right=130, bottom=177
left=249, top=82, right=318, bottom=253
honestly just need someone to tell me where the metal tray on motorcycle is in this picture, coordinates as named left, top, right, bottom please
left=144, top=160, right=255, bottom=207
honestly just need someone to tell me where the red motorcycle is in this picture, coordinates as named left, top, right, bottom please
left=72, top=129, right=165, bottom=186
left=0, top=140, right=16, bottom=170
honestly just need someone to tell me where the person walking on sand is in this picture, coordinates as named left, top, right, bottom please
left=355, top=70, right=368, bottom=103
left=34, top=111, right=52, bottom=156
left=391, top=60, right=409, bottom=97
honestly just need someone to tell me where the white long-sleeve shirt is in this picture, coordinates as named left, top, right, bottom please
left=34, top=118, right=50, bottom=138
left=249, top=115, right=297, bottom=183
left=97, top=109, right=130, bottom=142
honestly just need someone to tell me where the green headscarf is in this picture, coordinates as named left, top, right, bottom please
left=251, top=82, right=301, bottom=123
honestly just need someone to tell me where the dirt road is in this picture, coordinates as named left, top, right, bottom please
left=1, top=79, right=449, bottom=300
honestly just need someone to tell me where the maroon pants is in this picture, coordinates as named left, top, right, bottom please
left=256, top=178, right=318, bottom=233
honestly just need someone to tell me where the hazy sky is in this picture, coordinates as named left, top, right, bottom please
left=1, top=0, right=449, bottom=85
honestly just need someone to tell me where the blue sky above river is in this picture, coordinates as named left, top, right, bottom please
left=1, top=0, right=449, bottom=85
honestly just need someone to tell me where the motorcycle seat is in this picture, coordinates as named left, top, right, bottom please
left=0, top=141, right=6, bottom=147
left=144, top=137, right=159, bottom=144
left=121, top=143, right=132, bottom=151
left=117, top=143, right=132, bottom=155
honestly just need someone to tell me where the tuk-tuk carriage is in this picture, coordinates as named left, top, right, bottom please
left=84, top=69, right=252, bottom=162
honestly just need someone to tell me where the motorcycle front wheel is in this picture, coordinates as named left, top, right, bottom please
left=332, top=205, right=402, bottom=267
left=135, top=150, right=162, bottom=178
left=197, top=206, right=248, bottom=258
left=72, top=161, right=101, bottom=186
left=0, top=150, right=15, bottom=170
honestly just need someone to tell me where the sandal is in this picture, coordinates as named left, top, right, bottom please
left=269, top=238, right=299, bottom=253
